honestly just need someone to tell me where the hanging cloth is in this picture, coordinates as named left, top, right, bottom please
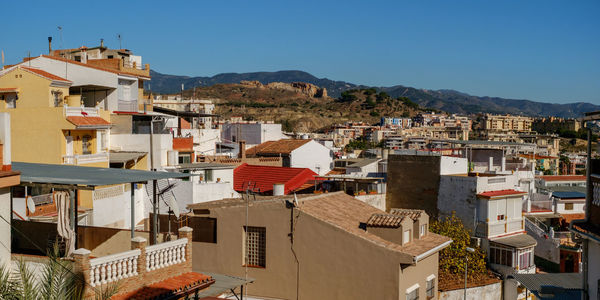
left=55, top=191, right=75, bottom=257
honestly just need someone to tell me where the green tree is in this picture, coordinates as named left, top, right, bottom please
left=430, top=212, right=487, bottom=278
left=339, top=91, right=357, bottom=102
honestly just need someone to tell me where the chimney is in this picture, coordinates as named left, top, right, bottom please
left=273, top=183, right=285, bottom=196
left=100, top=38, right=104, bottom=48
left=238, top=140, right=246, bottom=159
left=48, top=37, right=52, bottom=54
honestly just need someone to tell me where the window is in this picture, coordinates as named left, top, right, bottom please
left=564, top=203, right=574, bottom=210
left=517, top=248, right=534, bottom=270
left=420, top=224, right=427, bottom=237
left=204, top=169, right=213, bottom=182
left=403, top=230, right=411, bottom=244
left=406, top=284, right=419, bottom=300
left=426, top=275, right=435, bottom=299
left=497, top=214, right=505, bottom=221
left=244, top=226, right=266, bottom=268
left=6, top=94, right=16, bottom=108
left=489, top=244, right=513, bottom=267
left=178, top=154, right=191, bottom=164
left=82, top=135, right=92, bottom=155
left=52, top=91, right=62, bottom=107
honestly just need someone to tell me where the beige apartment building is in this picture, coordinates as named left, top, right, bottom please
left=483, top=114, right=533, bottom=132
left=188, top=192, right=452, bottom=300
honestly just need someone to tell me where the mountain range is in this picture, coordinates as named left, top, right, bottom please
left=146, top=70, right=599, bottom=118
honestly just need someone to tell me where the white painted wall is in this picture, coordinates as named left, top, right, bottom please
left=440, top=156, right=468, bottom=175
left=346, top=161, right=380, bottom=177
left=354, top=194, right=385, bottom=211
left=0, top=113, right=11, bottom=165
left=91, top=186, right=131, bottom=228
left=290, top=140, right=333, bottom=175
left=181, top=128, right=220, bottom=156
left=439, top=282, right=501, bottom=300
left=110, top=134, right=173, bottom=169
left=555, top=201, right=586, bottom=214
left=0, top=188, right=10, bottom=267
left=221, top=123, right=287, bottom=145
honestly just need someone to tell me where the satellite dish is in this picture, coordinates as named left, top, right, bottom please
left=26, top=196, right=36, bottom=214
left=167, top=197, right=180, bottom=218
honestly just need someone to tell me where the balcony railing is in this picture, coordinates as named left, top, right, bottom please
left=118, top=100, right=138, bottom=112
left=89, top=249, right=141, bottom=287
left=64, top=105, right=99, bottom=117
left=63, top=152, right=109, bottom=165
left=145, top=238, right=187, bottom=271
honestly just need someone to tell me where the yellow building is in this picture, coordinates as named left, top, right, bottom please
left=0, top=66, right=111, bottom=168
left=483, top=114, right=533, bottom=132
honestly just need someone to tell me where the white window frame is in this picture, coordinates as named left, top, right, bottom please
left=420, top=224, right=427, bottom=237
left=406, top=283, right=420, bottom=300
left=426, top=274, right=436, bottom=298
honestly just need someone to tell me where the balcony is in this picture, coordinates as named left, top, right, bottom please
left=476, top=219, right=524, bottom=238
left=64, top=105, right=99, bottom=117
left=118, top=100, right=138, bottom=112
left=63, top=152, right=108, bottom=165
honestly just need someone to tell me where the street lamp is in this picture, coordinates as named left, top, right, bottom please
left=464, top=247, right=475, bottom=300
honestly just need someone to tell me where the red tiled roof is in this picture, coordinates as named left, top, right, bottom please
left=234, top=163, right=317, bottom=194
left=111, top=272, right=214, bottom=300
left=246, top=139, right=312, bottom=156
left=538, top=175, right=587, bottom=182
left=0, top=88, right=18, bottom=93
left=66, top=116, right=111, bottom=127
left=478, top=189, right=527, bottom=198
left=366, top=213, right=405, bottom=227
left=519, top=154, right=558, bottom=160
left=21, top=66, right=71, bottom=83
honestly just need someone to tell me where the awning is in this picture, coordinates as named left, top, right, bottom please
left=508, top=273, right=582, bottom=300
left=153, top=106, right=219, bottom=118
left=13, top=161, right=191, bottom=189
left=491, top=233, right=537, bottom=249
left=109, top=151, right=147, bottom=164
left=66, top=116, right=111, bottom=129
left=195, top=272, right=253, bottom=298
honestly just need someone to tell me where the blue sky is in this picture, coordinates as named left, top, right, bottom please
left=1, top=0, right=598, bottom=104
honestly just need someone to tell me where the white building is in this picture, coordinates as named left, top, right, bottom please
left=246, top=139, right=333, bottom=175
left=0, top=113, right=21, bottom=266
left=221, top=122, right=287, bottom=146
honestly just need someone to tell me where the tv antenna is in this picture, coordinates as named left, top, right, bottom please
left=117, top=34, right=122, bottom=49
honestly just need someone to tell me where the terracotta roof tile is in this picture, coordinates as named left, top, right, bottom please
left=366, top=213, right=405, bottom=227
left=389, top=208, right=424, bottom=221
left=21, top=66, right=71, bottom=82
left=246, top=139, right=312, bottom=156
left=66, top=116, right=111, bottom=127
left=234, top=163, right=317, bottom=194
left=478, top=189, right=527, bottom=198
left=39, top=55, right=151, bottom=79
left=539, top=175, right=587, bottom=182
left=111, top=272, right=214, bottom=300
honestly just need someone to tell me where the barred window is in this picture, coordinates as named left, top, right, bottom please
left=244, top=226, right=266, bottom=268
left=426, top=276, right=435, bottom=299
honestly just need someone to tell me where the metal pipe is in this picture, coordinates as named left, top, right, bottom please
left=152, top=179, right=158, bottom=245
left=74, top=190, right=78, bottom=249
left=130, top=183, right=135, bottom=239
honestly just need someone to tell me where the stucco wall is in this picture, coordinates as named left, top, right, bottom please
left=589, top=241, right=600, bottom=300
left=440, top=156, right=468, bottom=175
left=386, top=154, right=441, bottom=216
left=438, top=175, right=478, bottom=231
left=355, top=194, right=386, bottom=210
left=191, top=201, right=436, bottom=300
left=290, top=140, right=332, bottom=175
left=110, top=133, right=172, bottom=169
left=0, top=188, right=10, bottom=267
left=439, top=282, right=502, bottom=300
left=221, top=123, right=286, bottom=145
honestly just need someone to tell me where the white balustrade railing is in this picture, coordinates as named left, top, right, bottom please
left=89, top=249, right=141, bottom=287
left=62, top=153, right=109, bottom=165
left=64, top=105, right=100, bottom=117
left=145, top=238, right=187, bottom=271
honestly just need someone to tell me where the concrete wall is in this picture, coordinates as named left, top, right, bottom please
left=191, top=201, right=437, bottom=300
left=589, top=241, right=600, bottom=300
left=438, top=175, right=478, bottom=231
left=0, top=188, right=10, bottom=267
left=440, top=156, right=468, bottom=175
left=110, top=133, right=172, bottom=169
left=181, top=128, right=220, bottom=156
left=387, top=154, right=441, bottom=216
left=355, top=194, right=386, bottom=210
left=290, top=140, right=332, bottom=175
left=555, top=201, right=585, bottom=214
left=439, top=282, right=502, bottom=300
left=221, top=123, right=286, bottom=145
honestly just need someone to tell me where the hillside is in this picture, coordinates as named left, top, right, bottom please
left=146, top=70, right=599, bottom=118
left=179, top=84, right=426, bottom=132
